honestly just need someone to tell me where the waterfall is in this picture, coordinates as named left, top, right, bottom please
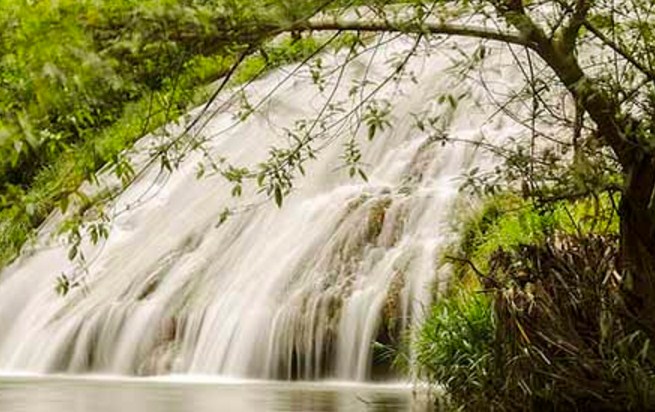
left=0, top=36, right=530, bottom=380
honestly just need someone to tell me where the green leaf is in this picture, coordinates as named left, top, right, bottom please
left=216, top=208, right=232, bottom=228
left=59, top=195, right=70, bottom=213
left=274, top=185, right=283, bottom=208
left=368, top=124, right=377, bottom=141
left=55, top=274, right=70, bottom=296
left=196, top=164, right=205, bottom=179
left=25, top=203, right=36, bottom=217
left=68, top=245, right=78, bottom=261
left=447, top=94, right=457, bottom=109
left=256, top=171, right=266, bottom=187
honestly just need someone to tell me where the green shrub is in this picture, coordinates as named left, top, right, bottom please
left=417, top=192, right=649, bottom=411
left=415, top=289, right=497, bottom=410
left=418, top=232, right=655, bottom=411
left=454, top=193, right=618, bottom=283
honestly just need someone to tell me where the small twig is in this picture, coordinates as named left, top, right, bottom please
left=445, top=255, right=500, bottom=288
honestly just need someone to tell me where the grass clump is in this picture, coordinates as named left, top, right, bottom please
left=415, top=289, right=495, bottom=408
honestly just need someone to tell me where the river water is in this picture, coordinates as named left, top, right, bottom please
left=0, top=376, right=438, bottom=412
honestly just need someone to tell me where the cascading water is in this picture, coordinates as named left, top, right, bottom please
left=0, top=35, right=533, bottom=381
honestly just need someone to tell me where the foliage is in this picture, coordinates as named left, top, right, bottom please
left=453, top=192, right=619, bottom=283
left=0, top=0, right=338, bottom=267
left=418, top=189, right=654, bottom=410
left=419, top=230, right=655, bottom=411
left=487, top=234, right=655, bottom=411
left=415, top=289, right=495, bottom=409
left=2, top=0, right=650, bottom=272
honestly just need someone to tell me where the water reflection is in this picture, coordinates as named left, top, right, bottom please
left=0, top=376, right=438, bottom=412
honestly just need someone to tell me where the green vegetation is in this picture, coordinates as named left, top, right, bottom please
left=415, top=290, right=494, bottom=403
left=456, top=193, right=619, bottom=277
left=416, top=194, right=653, bottom=410
left=0, top=0, right=346, bottom=266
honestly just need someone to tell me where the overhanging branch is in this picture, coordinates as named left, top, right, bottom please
left=282, top=19, right=533, bottom=49
left=270, top=8, right=643, bottom=168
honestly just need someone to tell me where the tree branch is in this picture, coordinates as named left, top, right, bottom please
left=490, top=1, right=640, bottom=168
left=283, top=18, right=533, bottom=48
left=559, top=0, right=591, bottom=54
left=277, top=7, right=644, bottom=168
left=582, top=20, right=655, bottom=85
left=445, top=255, right=500, bottom=288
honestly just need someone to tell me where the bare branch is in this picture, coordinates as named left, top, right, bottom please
left=582, top=20, right=655, bottom=85
left=445, top=255, right=500, bottom=288
left=284, top=18, right=533, bottom=48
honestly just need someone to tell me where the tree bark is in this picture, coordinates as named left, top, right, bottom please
left=538, top=40, right=655, bottom=340
left=620, top=155, right=655, bottom=338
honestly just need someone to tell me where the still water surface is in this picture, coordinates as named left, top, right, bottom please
left=0, top=375, right=438, bottom=411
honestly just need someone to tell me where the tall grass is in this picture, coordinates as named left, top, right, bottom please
left=415, top=290, right=496, bottom=409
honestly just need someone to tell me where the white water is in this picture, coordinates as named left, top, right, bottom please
left=0, top=36, right=533, bottom=381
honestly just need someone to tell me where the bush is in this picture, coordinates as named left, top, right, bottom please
left=417, top=233, right=655, bottom=411
left=415, top=289, right=497, bottom=410
left=488, top=234, right=655, bottom=411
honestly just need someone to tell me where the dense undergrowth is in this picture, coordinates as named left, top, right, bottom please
left=415, top=194, right=655, bottom=411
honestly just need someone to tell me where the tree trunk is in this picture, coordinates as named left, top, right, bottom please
left=620, top=155, right=655, bottom=339
left=524, top=29, right=655, bottom=339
